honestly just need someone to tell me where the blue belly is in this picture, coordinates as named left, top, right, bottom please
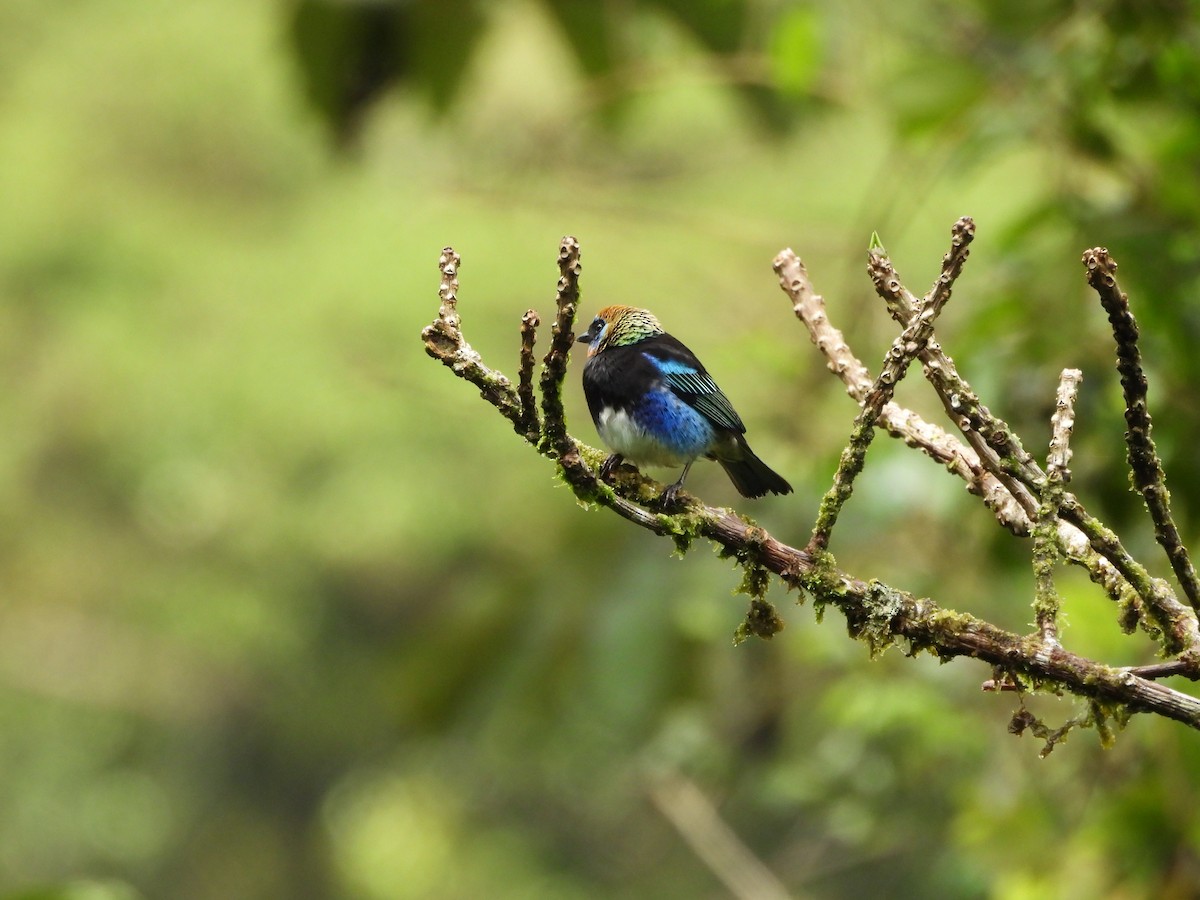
left=598, top=389, right=716, bottom=467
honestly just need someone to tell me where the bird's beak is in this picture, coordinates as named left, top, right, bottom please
left=576, top=332, right=590, bottom=344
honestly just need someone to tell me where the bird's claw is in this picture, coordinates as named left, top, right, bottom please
left=599, top=454, right=624, bottom=482
left=659, top=483, right=685, bottom=510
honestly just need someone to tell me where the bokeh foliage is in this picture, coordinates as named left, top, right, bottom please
left=2, top=0, right=1200, bottom=897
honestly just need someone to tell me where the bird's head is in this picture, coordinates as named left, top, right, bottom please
left=576, top=305, right=665, bottom=357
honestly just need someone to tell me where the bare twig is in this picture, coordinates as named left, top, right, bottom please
left=867, top=241, right=1042, bottom=519
left=925, top=216, right=976, bottom=315
left=517, top=309, right=541, bottom=443
left=422, top=247, right=524, bottom=430
left=1046, top=370, right=1081, bottom=488
left=1124, top=660, right=1200, bottom=681
left=1083, top=247, right=1200, bottom=613
left=539, top=237, right=583, bottom=458
left=773, top=251, right=872, bottom=399
left=647, top=772, right=795, bottom=900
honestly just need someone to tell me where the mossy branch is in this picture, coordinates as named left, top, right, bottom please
left=774, top=249, right=1026, bottom=531
left=784, top=232, right=1192, bottom=653
left=421, top=229, right=1200, bottom=741
left=1032, top=369, right=1082, bottom=648
left=860, top=229, right=1199, bottom=657
left=867, top=232, right=1042, bottom=519
left=806, top=219, right=973, bottom=554
left=1083, top=247, right=1200, bottom=614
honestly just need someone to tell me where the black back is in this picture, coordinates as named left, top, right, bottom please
left=582, top=334, right=745, bottom=435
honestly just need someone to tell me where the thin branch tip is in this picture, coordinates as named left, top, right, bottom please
left=537, top=236, right=585, bottom=461
left=1083, top=248, right=1200, bottom=613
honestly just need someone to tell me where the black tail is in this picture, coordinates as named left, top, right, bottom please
left=717, top=441, right=792, bottom=498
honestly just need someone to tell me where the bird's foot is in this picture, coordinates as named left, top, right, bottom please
left=659, top=482, right=685, bottom=510
left=599, top=454, right=624, bottom=482
left=658, top=462, right=693, bottom=510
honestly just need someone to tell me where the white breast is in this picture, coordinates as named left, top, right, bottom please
left=597, top=407, right=692, bottom=467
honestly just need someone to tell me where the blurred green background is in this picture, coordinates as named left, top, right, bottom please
left=3, top=0, right=1200, bottom=897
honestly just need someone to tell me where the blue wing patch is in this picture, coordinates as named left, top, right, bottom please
left=647, top=353, right=745, bottom=433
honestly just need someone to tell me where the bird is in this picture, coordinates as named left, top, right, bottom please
left=577, top=305, right=792, bottom=506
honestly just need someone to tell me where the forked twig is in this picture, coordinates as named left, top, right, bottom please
left=807, top=220, right=974, bottom=553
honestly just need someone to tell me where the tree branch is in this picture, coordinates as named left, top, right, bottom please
left=422, top=231, right=1200, bottom=739
left=867, top=233, right=1043, bottom=519
left=517, top=309, right=541, bottom=443
left=422, top=247, right=524, bottom=432
left=774, top=248, right=1026, bottom=531
left=807, top=222, right=973, bottom=553
left=1032, top=369, right=1082, bottom=648
left=863, top=233, right=1199, bottom=656
left=539, top=236, right=583, bottom=458
left=1083, top=247, right=1200, bottom=614
left=775, top=249, right=1151, bottom=653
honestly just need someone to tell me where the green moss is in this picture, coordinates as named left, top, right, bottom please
left=996, top=455, right=1026, bottom=477
left=716, top=523, right=772, bottom=599
left=736, top=562, right=770, bottom=599
left=598, top=460, right=665, bottom=507
left=1008, top=707, right=1081, bottom=757
left=653, top=509, right=705, bottom=557
left=797, top=558, right=911, bottom=657
left=841, top=580, right=905, bottom=658
left=1007, top=678, right=1134, bottom=755
left=555, top=457, right=609, bottom=506
left=796, top=549, right=845, bottom=623
left=902, top=606, right=976, bottom=660
left=734, top=597, right=786, bottom=644
left=1088, top=699, right=1132, bottom=748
